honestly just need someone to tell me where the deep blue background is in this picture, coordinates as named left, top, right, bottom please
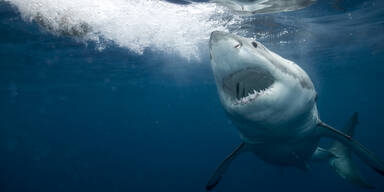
left=0, top=0, right=384, bottom=192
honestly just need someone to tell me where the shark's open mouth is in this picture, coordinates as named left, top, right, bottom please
left=222, top=67, right=275, bottom=104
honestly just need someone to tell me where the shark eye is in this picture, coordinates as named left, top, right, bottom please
left=252, top=42, right=258, bottom=48
left=234, top=44, right=241, bottom=49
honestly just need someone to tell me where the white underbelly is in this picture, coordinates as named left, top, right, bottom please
left=231, top=109, right=320, bottom=166
left=233, top=105, right=320, bottom=144
left=236, top=117, right=317, bottom=144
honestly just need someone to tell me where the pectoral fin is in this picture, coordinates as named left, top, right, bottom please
left=206, top=142, right=247, bottom=191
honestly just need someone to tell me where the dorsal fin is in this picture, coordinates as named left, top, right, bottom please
left=342, top=112, right=359, bottom=136
left=329, top=112, right=358, bottom=157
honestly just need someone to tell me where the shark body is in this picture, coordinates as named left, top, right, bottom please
left=207, top=31, right=384, bottom=190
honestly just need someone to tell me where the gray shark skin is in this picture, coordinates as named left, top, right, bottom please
left=211, top=0, right=316, bottom=15
left=206, top=31, right=384, bottom=190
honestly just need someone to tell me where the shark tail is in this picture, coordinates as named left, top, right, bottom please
left=326, top=112, right=375, bottom=189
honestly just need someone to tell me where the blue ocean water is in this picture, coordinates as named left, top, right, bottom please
left=0, top=0, right=383, bottom=192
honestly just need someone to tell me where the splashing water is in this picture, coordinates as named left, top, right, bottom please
left=5, top=0, right=237, bottom=60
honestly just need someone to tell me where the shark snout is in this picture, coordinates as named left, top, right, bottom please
left=210, top=31, right=230, bottom=44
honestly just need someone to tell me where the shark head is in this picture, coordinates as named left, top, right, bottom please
left=210, top=31, right=317, bottom=125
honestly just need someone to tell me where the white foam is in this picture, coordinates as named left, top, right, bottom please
left=6, top=0, right=235, bottom=60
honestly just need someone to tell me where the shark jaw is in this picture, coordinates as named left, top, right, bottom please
left=222, top=66, right=275, bottom=105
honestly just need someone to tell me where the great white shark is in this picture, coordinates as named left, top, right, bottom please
left=210, top=0, right=316, bottom=15
left=207, top=31, right=384, bottom=190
